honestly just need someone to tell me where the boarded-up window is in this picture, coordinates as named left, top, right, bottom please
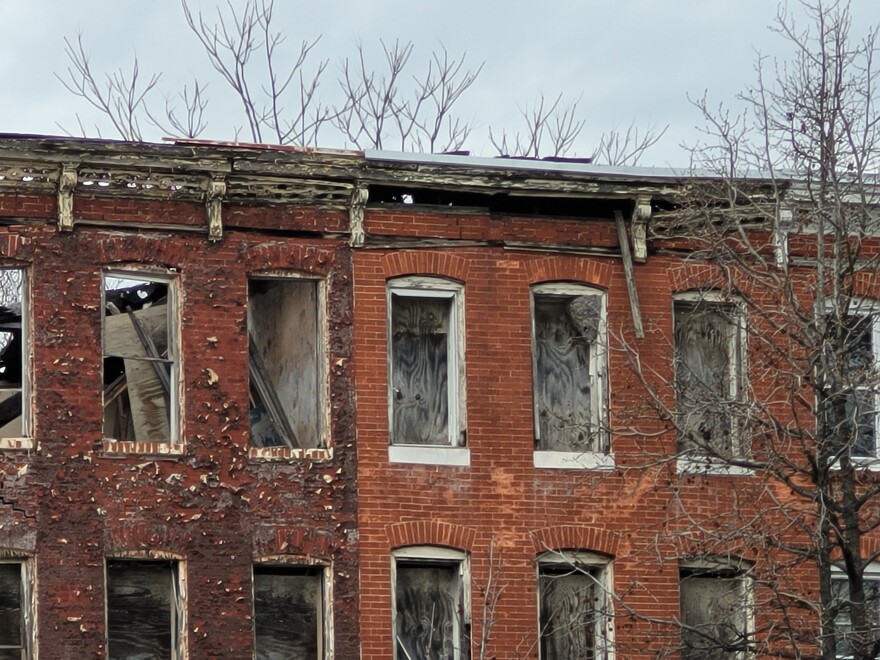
left=394, top=550, right=469, bottom=660
left=832, top=570, right=880, bottom=658
left=103, top=275, right=177, bottom=443
left=248, top=279, right=323, bottom=449
left=0, top=562, right=25, bottom=660
left=674, top=297, right=742, bottom=455
left=538, top=553, right=611, bottom=660
left=532, top=285, right=606, bottom=452
left=679, top=568, right=749, bottom=660
left=0, top=270, right=25, bottom=439
left=389, top=279, right=463, bottom=446
left=106, top=560, right=182, bottom=660
left=253, top=566, right=324, bottom=660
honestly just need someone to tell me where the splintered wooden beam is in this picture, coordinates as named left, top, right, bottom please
left=248, top=333, right=300, bottom=449
left=615, top=210, right=644, bottom=339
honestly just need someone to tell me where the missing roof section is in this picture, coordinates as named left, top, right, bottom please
left=368, top=185, right=633, bottom=219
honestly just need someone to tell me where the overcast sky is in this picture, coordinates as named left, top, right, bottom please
left=1, top=1, right=879, bottom=167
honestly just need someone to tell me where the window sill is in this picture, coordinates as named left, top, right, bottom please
left=533, top=450, right=615, bottom=470
left=832, top=455, right=880, bottom=471
left=0, top=437, right=32, bottom=450
left=676, top=456, right=753, bottom=476
left=248, top=446, right=333, bottom=461
left=102, top=440, right=183, bottom=456
left=388, top=445, right=470, bottom=466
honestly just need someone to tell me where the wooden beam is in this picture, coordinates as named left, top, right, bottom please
left=614, top=210, right=644, bottom=339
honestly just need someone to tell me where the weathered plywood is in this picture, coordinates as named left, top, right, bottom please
left=539, top=567, right=596, bottom=660
left=679, top=574, right=746, bottom=660
left=253, top=568, right=321, bottom=660
left=391, top=295, right=450, bottom=445
left=396, top=564, right=463, bottom=660
left=534, top=296, right=597, bottom=452
left=106, top=561, right=175, bottom=660
left=249, top=279, right=321, bottom=448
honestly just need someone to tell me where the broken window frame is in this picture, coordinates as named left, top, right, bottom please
left=536, top=550, right=615, bottom=660
left=0, top=557, right=34, bottom=660
left=678, top=559, right=753, bottom=660
left=105, top=558, right=186, bottom=660
left=831, top=563, right=880, bottom=659
left=247, top=275, right=328, bottom=451
left=387, top=277, right=466, bottom=449
left=673, top=292, right=747, bottom=462
left=252, top=563, right=331, bottom=660
left=102, top=270, right=180, bottom=446
left=531, top=283, right=608, bottom=458
left=392, top=546, right=471, bottom=660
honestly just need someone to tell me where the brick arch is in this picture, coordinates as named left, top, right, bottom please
left=0, top=232, right=26, bottom=260
left=386, top=520, right=478, bottom=552
left=670, top=264, right=728, bottom=293
left=524, top=257, right=612, bottom=289
left=241, top=242, right=336, bottom=277
left=381, top=251, right=469, bottom=282
left=853, top=272, right=880, bottom=300
left=96, top=235, right=187, bottom=269
left=531, top=525, right=619, bottom=558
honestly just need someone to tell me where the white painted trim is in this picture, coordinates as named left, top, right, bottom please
left=533, top=450, right=615, bottom=470
left=676, top=456, right=754, bottom=476
left=388, top=445, right=470, bottom=466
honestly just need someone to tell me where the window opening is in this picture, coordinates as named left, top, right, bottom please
left=394, top=549, right=469, bottom=660
left=103, top=275, right=176, bottom=442
left=389, top=278, right=464, bottom=447
left=248, top=278, right=323, bottom=449
left=106, top=560, right=182, bottom=660
left=253, top=565, right=324, bottom=660
left=674, top=296, right=743, bottom=456
left=532, top=285, right=606, bottom=452
left=831, top=566, right=880, bottom=658
left=0, top=561, right=28, bottom=659
left=679, top=566, right=750, bottom=659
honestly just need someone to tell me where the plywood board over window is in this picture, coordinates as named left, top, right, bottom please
left=248, top=278, right=324, bottom=449
left=388, top=277, right=465, bottom=448
left=532, top=284, right=607, bottom=454
left=679, top=561, right=751, bottom=660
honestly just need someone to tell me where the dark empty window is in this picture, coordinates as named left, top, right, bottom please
left=106, top=560, right=181, bottom=660
left=248, top=278, right=323, bottom=449
left=0, top=269, right=25, bottom=439
left=674, top=297, right=743, bottom=456
left=532, top=285, right=606, bottom=453
left=253, top=565, right=324, bottom=660
left=389, top=279, right=463, bottom=447
left=103, top=274, right=177, bottom=443
left=0, top=561, right=27, bottom=660
left=832, top=568, right=880, bottom=658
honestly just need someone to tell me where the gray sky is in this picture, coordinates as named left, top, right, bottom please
left=2, top=1, right=879, bottom=167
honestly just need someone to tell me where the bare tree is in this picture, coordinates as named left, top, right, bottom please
left=618, top=1, right=880, bottom=657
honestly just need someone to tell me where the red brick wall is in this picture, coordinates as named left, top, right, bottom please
left=0, top=193, right=359, bottom=659
left=354, top=207, right=821, bottom=659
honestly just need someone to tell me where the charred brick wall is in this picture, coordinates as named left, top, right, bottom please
left=0, top=194, right=358, bottom=659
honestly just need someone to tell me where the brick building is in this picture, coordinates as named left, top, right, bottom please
left=0, top=135, right=875, bottom=659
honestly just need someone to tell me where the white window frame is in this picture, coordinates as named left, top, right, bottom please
left=0, top=268, right=30, bottom=447
left=387, top=277, right=468, bottom=466
left=246, top=274, right=329, bottom=456
left=531, top=283, right=611, bottom=470
left=822, top=300, right=880, bottom=465
left=105, top=557, right=186, bottom=660
left=831, top=562, right=880, bottom=659
left=536, top=550, right=615, bottom=659
left=673, top=291, right=750, bottom=475
left=102, top=270, right=181, bottom=447
left=0, top=557, right=35, bottom=659
left=252, top=562, right=332, bottom=659
left=391, top=546, right=470, bottom=660
left=678, top=559, right=754, bottom=660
